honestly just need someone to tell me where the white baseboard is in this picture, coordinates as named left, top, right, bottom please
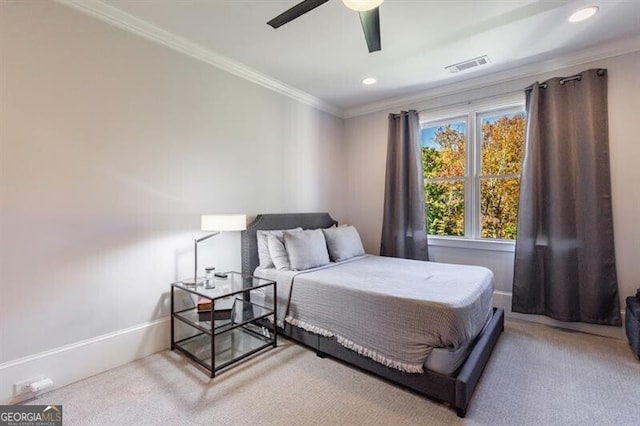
left=0, top=293, right=627, bottom=405
left=0, top=317, right=170, bottom=405
left=493, top=291, right=626, bottom=340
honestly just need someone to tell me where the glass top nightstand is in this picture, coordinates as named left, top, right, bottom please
left=170, top=271, right=277, bottom=377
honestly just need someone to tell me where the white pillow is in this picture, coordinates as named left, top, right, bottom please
left=257, top=228, right=300, bottom=269
left=322, top=225, right=365, bottom=262
left=284, top=229, right=330, bottom=271
left=268, top=232, right=290, bottom=270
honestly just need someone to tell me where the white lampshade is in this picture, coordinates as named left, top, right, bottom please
left=201, top=214, right=247, bottom=231
left=342, top=0, right=383, bottom=12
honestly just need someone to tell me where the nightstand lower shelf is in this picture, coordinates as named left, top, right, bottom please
left=173, top=323, right=274, bottom=373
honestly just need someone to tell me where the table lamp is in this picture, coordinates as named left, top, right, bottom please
left=193, top=214, right=247, bottom=285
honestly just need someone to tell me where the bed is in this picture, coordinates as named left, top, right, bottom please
left=241, top=213, right=504, bottom=417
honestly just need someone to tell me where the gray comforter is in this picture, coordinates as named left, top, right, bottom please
left=256, top=255, right=494, bottom=373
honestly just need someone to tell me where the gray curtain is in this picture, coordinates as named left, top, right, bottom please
left=380, top=110, right=429, bottom=260
left=512, top=69, right=621, bottom=326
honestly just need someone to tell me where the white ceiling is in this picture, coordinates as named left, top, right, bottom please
left=71, top=0, right=640, bottom=116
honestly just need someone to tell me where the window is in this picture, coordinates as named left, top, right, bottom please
left=421, top=101, right=525, bottom=243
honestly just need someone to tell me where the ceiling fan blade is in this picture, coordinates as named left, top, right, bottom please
left=359, top=8, right=381, bottom=53
left=267, top=0, right=330, bottom=29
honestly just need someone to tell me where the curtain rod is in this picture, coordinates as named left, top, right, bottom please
left=396, top=68, right=605, bottom=116
left=389, top=111, right=412, bottom=119
left=389, top=109, right=421, bottom=119
left=524, top=68, right=606, bottom=92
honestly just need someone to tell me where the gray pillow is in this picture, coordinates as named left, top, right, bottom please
left=284, top=229, right=330, bottom=271
left=267, top=232, right=290, bottom=270
left=256, top=230, right=274, bottom=268
left=322, top=225, right=365, bottom=262
left=257, top=228, right=300, bottom=269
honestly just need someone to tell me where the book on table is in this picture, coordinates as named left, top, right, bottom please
left=197, top=297, right=234, bottom=321
left=196, top=299, right=212, bottom=311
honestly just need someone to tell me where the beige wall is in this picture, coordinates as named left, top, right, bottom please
left=1, top=0, right=638, bottom=401
left=343, top=51, right=640, bottom=337
left=0, top=1, right=345, bottom=364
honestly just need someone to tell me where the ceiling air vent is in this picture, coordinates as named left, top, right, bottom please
left=445, top=55, right=490, bottom=74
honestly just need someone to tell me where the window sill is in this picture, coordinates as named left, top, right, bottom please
left=428, top=236, right=515, bottom=252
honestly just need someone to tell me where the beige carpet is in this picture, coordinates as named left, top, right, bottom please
left=27, top=320, right=640, bottom=425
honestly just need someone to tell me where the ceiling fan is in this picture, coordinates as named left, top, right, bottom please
left=267, top=0, right=383, bottom=53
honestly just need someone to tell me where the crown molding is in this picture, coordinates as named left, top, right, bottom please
left=55, top=0, right=344, bottom=118
left=343, top=35, right=640, bottom=119
left=50, top=1, right=640, bottom=121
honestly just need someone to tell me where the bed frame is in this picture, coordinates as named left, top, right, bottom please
left=241, top=213, right=504, bottom=418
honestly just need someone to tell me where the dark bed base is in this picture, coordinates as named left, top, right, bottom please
left=283, top=307, right=504, bottom=418
left=242, top=213, right=504, bottom=418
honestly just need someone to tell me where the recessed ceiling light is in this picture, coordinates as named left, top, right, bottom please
left=362, top=77, right=377, bottom=85
left=568, top=6, right=599, bottom=23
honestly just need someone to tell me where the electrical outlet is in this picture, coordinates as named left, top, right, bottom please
left=13, top=375, right=44, bottom=397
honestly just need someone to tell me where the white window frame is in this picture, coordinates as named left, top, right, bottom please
left=420, top=94, right=525, bottom=252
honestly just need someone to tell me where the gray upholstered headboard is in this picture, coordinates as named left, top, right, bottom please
left=241, top=213, right=338, bottom=275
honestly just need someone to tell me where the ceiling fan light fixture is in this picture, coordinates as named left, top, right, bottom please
left=342, top=0, right=384, bottom=12
left=268, top=0, right=383, bottom=53
left=568, top=6, right=599, bottom=23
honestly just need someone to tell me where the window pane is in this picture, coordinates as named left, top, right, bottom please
left=421, top=121, right=466, bottom=179
left=425, top=181, right=464, bottom=236
left=481, top=112, right=525, bottom=176
left=480, top=177, right=520, bottom=239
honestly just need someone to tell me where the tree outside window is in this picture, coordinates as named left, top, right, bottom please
left=421, top=107, right=525, bottom=240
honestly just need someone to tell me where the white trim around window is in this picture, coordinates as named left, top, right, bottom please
left=428, top=235, right=515, bottom=252
left=421, top=93, right=525, bottom=252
